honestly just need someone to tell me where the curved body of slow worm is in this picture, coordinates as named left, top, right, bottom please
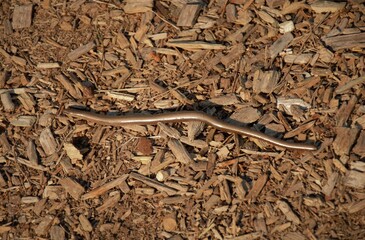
left=64, top=109, right=317, bottom=151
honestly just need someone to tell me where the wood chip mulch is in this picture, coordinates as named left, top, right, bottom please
left=1, top=0, right=365, bottom=239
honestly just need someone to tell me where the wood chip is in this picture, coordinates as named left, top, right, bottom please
left=67, top=41, right=95, bottom=61
left=59, top=177, right=85, bottom=200
left=123, top=0, right=154, bottom=14
left=276, top=200, right=301, bottom=225
left=63, top=143, right=83, bottom=162
left=34, top=215, right=54, bottom=236
left=323, top=33, right=365, bottom=50
left=353, top=131, right=365, bottom=157
left=332, top=127, right=359, bottom=155
left=284, top=54, right=312, bottom=64
left=50, top=226, right=65, bottom=240
left=344, top=170, right=365, bottom=189
left=79, top=215, right=93, bottom=232
left=283, top=120, right=315, bottom=139
left=0, top=92, right=15, bottom=112
left=129, top=172, right=178, bottom=196
left=269, top=33, right=293, bottom=59
left=167, top=139, right=193, bottom=164
left=12, top=5, right=33, bottom=29
left=335, top=75, right=365, bottom=94
left=177, top=2, right=203, bottom=27
left=162, top=213, right=178, bottom=232
left=348, top=199, right=365, bottom=214
left=166, top=40, right=226, bottom=50
left=26, top=140, right=39, bottom=165
left=229, top=107, right=261, bottom=124
left=55, top=74, right=81, bottom=99
left=246, top=174, right=268, bottom=201
left=36, top=62, right=60, bottom=69
left=310, top=1, right=346, bottom=13
left=39, top=128, right=57, bottom=156
left=322, top=172, right=338, bottom=197
left=253, top=70, right=280, bottom=94
left=81, top=174, right=129, bottom=200
left=96, top=192, right=121, bottom=212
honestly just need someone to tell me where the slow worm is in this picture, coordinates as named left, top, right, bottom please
left=64, top=109, right=317, bottom=151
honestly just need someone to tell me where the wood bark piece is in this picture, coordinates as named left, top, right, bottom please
left=195, top=176, right=218, bottom=199
left=11, top=56, right=27, bottom=67
left=36, top=63, right=60, bottom=69
left=227, top=232, right=262, bottom=240
left=283, top=120, right=315, bottom=139
left=67, top=41, right=95, bottom=61
left=177, top=2, right=203, bottom=27
left=50, top=226, right=65, bottom=240
left=0, top=133, right=11, bottom=152
left=221, top=44, right=244, bottom=67
left=63, top=143, right=83, bottom=162
left=102, top=66, right=129, bottom=76
left=202, top=94, right=239, bottom=106
left=253, top=70, right=280, bottom=94
left=34, top=215, right=54, bottom=236
left=43, top=186, right=66, bottom=200
left=229, top=107, right=261, bottom=124
left=353, top=131, right=365, bottom=157
left=187, top=121, right=205, bottom=141
left=204, top=195, right=220, bottom=210
left=21, top=196, right=39, bottom=204
left=166, top=40, right=226, bottom=50
left=129, top=172, right=178, bottom=196
left=124, top=0, right=153, bottom=13
left=180, top=136, right=208, bottom=149
left=323, top=33, right=365, bottom=50
left=348, top=199, right=365, bottom=214
left=332, top=127, right=359, bottom=156
left=0, top=92, right=15, bottom=111
left=12, top=5, right=33, bottom=29
left=150, top=158, right=175, bottom=174
left=226, top=4, right=237, bottom=23
left=322, top=172, right=338, bottom=197
left=158, top=122, right=181, bottom=139
left=79, top=215, right=93, bottom=232
left=96, top=192, right=121, bottom=212
left=55, top=74, right=81, bottom=99
left=117, top=32, right=130, bottom=49
left=160, top=196, right=188, bottom=205
left=279, top=21, right=295, bottom=33
left=335, top=95, right=357, bottom=126
left=344, top=170, right=365, bottom=189
left=167, top=139, right=193, bottom=164
left=59, top=177, right=85, bottom=200
left=335, top=75, right=365, bottom=94
left=310, top=1, right=346, bottom=13
left=269, top=33, right=293, bottom=59
left=246, top=174, right=268, bottom=201
left=39, top=128, right=57, bottom=156
left=162, top=213, right=178, bottom=232
left=284, top=54, right=312, bottom=64
left=277, top=200, right=301, bottom=225
left=26, top=141, right=38, bottom=165
left=266, top=0, right=285, bottom=8
left=15, top=156, right=48, bottom=171
left=81, top=174, right=129, bottom=200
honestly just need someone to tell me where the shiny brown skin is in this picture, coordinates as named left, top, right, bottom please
left=64, top=109, right=317, bottom=151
